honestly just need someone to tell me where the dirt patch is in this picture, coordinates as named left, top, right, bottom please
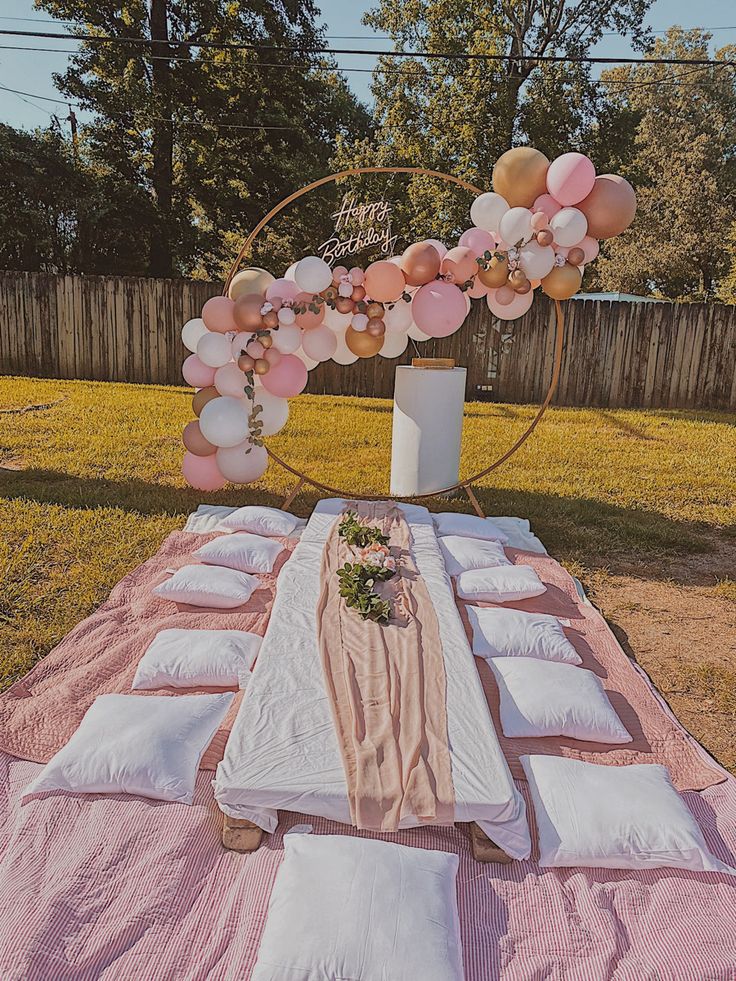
left=581, top=533, right=736, bottom=774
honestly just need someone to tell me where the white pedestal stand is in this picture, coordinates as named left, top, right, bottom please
left=389, top=366, right=466, bottom=496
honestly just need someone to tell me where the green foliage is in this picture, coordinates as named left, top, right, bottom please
left=337, top=510, right=389, bottom=548
left=336, top=562, right=393, bottom=623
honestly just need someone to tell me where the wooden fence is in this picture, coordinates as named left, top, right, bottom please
left=1, top=270, right=735, bottom=409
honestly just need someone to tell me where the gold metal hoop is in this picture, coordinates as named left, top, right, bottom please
left=224, top=166, right=564, bottom=516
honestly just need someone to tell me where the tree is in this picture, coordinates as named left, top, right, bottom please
left=36, top=1, right=371, bottom=278
left=592, top=29, right=736, bottom=299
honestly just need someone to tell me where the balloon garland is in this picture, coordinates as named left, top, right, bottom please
left=180, top=153, right=636, bottom=495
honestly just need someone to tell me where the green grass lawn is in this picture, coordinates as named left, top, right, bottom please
left=1, top=374, right=735, bottom=697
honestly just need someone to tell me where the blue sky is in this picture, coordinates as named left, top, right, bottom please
left=1, top=0, right=735, bottom=130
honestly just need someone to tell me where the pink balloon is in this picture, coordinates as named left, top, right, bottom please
left=201, top=296, right=236, bottom=334
left=546, top=152, right=596, bottom=207
left=440, top=246, right=477, bottom=285
left=486, top=288, right=534, bottom=321
left=579, top=235, right=600, bottom=263
left=182, top=450, right=226, bottom=491
left=214, top=362, right=247, bottom=398
left=467, top=277, right=490, bottom=299
left=246, top=340, right=264, bottom=359
left=531, top=211, right=549, bottom=232
left=302, top=324, right=337, bottom=362
left=349, top=266, right=364, bottom=286
left=533, top=193, right=562, bottom=221
left=264, top=347, right=282, bottom=367
left=412, top=281, right=467, bottom=338
left=260, top=353, right=308, bottom=398
left=495, top=285, right=515, bottom=306
left=423, top=238, right=448, bottom=260
left=266, top=278, right=301, bottom=303
left=458, top=227, right=497, bottom=256
left=231, top=332, right=251, bottom=360
left=182, top=354, right=216, bottom=388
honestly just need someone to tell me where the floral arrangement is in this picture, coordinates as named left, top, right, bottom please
left=336, top=512, right=397, bottom=623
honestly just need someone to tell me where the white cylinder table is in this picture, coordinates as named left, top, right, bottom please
left=390, top=365, right=466, bottom=496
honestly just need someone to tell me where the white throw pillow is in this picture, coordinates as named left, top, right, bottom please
left=194, top=532, right=284, bottom=574
left=217, top=505, right=299, bottom=538
left=521, top=755, right=735, bottom=874
left=153, top=564, right=258, bottom=609
left=432, top=511, right=509, bottom=543
left=132, top=628, right=261, bottom=690
left=438, top=535, right=511, bottom=577
left=22, top=692, right=234, bottom=804
left=489, top=657, right=631, bottom=743
left=251, top=833, right=464, bottom=981
left=467, top=606, right=581, bottom=665
left=456, top=565, right=546, bottom=603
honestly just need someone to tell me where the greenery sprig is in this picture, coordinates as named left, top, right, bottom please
left=337, top=562, right=393, bottom=623
left=338, top=510, right=389, bottom=549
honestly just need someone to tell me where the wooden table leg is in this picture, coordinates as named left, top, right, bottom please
left=469, top=822, right=513, bottom=864
left=221, top=810, right=264, bottom=852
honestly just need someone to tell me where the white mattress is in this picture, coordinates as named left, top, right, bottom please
left=213, top=499, right=532, bottom=859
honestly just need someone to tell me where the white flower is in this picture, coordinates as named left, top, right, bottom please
left=554, top=253, right=566, bottom=267
left=260, top=302, right=273, bottom=315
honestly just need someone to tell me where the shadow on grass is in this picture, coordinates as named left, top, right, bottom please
left=0, top=465, right=716, bottom=578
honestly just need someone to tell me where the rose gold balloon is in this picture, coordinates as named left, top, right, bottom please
left=536, top=228, right=554, bottom=247
left=514, top=278, right=532, bottom=295
left=531, top=211, right=549, bottom=232
left=335, top=296, right=355, bottom=314
left=366, top=318, right=386, bottom=337
left=192, top=385, right=219, bottom=417
left=477, top=255, right=509, bottom=289
left=578, top=174, right=637, bottom=239
left=233, top=293, right=265, bottom=331
left=262, top=310, right=279, bottom=329
left=182, top=420, right=217, bottom=457
left=237, top=354, right=255, bottom=372
left=366, top=301, right=385, bottom=320
left=294, top=291, right=325, bottom=330
left=492, top=147, right=550, bottom=208
left=399, top=242, right=441, bottom=286
left=440, top=246, right=477, bottom=284
left=259, top=333, right=273, bottom=349
left=541, top=263, right=583, bottom=300
left=254, top=358, right=271, bottom=375
left=345, top=325, right=384, bottom=358
left=351, top=285, right=366, bottom=302
left=509, top=270, right=530, bottom=293
left=321, top=286, right=338, bottom=303
left=567, top=246, right=585, bottom=266
left=332, top=265, right=348, bottom=285
left=364, top=260, right=406, bottom=303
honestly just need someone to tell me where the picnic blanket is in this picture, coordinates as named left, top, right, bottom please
left=0, top=530, right=296, bottom=771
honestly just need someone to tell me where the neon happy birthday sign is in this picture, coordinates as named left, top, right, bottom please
left=319, top=194, right=399, bottom=265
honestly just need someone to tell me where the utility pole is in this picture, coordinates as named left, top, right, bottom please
left=68, top=104, right=79, bottom=164
left=150, top=0, right=174, bottom=277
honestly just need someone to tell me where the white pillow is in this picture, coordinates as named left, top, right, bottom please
left=22, top=692, right=233, bottom=804
left=468, top=606, right=581, bottom=665
left=217, top=505, right=299, bottom=538
left=251, top=833, right=464, bottom=981
left=432, top=511, right=509, bottom=543
left=438, top=535, right=511, bottom=577
left=489, top=657, right=631, bottom=743
left=153, top=565, right=258, bottom=609
left=456, top=565, right=546, bottom=603
left=132, top=628, right=261, bottom=690
left=193, top=532, right=284, bottom=574
left=521, top=755, right=735, bottom=874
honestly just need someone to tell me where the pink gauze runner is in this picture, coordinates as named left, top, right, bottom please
left=456, top=547, right=725, bottom=793
left=316, top=501, right=455, bottom=832
left=0, top=530, right=295, bottom=771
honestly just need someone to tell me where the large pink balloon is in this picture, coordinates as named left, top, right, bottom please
left=182, top=450, right=226, bottom=491
left=201, top=296, right=236, bottom=334
left=266, top=277, right=301, bottom=303
left=546, top=152, right=596, bottom=207
left=486, top=287, right=534, bottom=321
left=423, top=239, right=448, bottom=259
left=182, top=354, right=216, bottom=388
left=412, top=281, right=467, bottom=338
left=302, top=324, right=337, bottom=361
left=260, top=353, right=308, bottom=398
left=440, top=246, right=477, bottom=285
left=458, top=227, right=496, bottom=256
left=533, top=193, right=562, bottom=220
left=364, top=260, right=406, bottom=303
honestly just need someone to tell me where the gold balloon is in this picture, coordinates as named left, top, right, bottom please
left=477, top=255, right=509, bottom=289
left=233, top=293, right=265, bottom=331
left=253, top=358, right=271, bottom=375
left=262, top=310, right=279, bottom=329
left=345, top=325, right=384, bottom=358
left=228, top=267, right=275, bottom=301
left=335, top=296, right=355, bottom=314
left=578, top=174, right=637, bottom=239
left=259, top=332, right=273, bottom=349
left=182, top=419, right=217, bottom=457
left=492, top=147, right=550, bottom=208
left=238, top=354, right=255, bottom=372
left=541, top=263, right=582, bottom=300
left=366, top=301, right=385, bottom=319
left=192, top=385, right=219, bottom=417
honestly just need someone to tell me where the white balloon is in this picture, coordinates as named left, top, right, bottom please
left=384, top=298, right=413, bottom=332
left=285, top=261, right=299, bottom=282
left=470, top=192, right=509, bottom=233
left=214, top=362, right=247, bottom=397
left=302, top=324, right=337, bottom=361
left=550, top=207, right=588, bottom=248
left=331, top=330, right=359, bottom=365
left=230, top=332, right=252, bottom=360
left=295, top=347, right=319, bottom=370
left=199, top=396, right=250, bottom=448
left=272, top=323, right=302, bottom=354
left=324, top=306, right=353, bottom=332
left=499, top=207, right=534, bottom=247
left=407, top=323, right=431, bottom=341
left=518, top=240, right=556, bottom=280
left=252, top=388, right=289, bottom=436
left=181, top=317, right=208, bottom=353
left=216, top=442, right=268, bottom=483
left=197, top=331, right=233, bottom=368
left=277, top=306, right=296, bottom=325
left=379, top=331, right=409, bottom=358
left=294, top=255, right=332, bottom=293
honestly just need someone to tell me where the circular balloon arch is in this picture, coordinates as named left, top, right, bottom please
left=222, top=166, right=565, bottom=517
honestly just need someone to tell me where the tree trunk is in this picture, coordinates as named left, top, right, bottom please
left=150, top=0, right=173, bottom=277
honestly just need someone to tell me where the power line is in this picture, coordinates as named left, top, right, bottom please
left=0, top=28, right=734, bottom=66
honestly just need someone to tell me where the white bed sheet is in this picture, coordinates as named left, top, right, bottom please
left=213, top=499, right=532, bottom=859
